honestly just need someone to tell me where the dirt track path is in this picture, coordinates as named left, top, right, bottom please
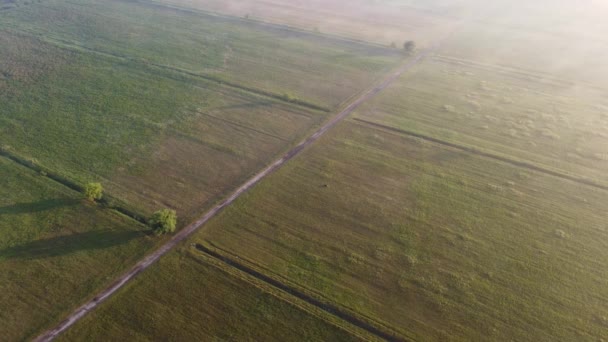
left=34, top=44, right=442, bottom=342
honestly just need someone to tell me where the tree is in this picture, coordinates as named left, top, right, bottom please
left=149, top=209, right=177, bottom=235
left=84, top=182, right=103, bottom=201
left=390, top=41, right=397, bottom=49
left=403, top=40, right=416, bottom=53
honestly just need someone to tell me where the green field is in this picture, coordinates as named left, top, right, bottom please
left=354, top=56, right=608, bottom=184
left=0, top=157, right=156, bottom=341
left=2, top=0, right=608, bottom=340
left=1, top=29, right=318, bottom=220
left=0, top=0, right=402, bottom=221
left=1, top=0, right=401, bottom=109
left=0, top=0, right=404, bottom=339
left=61, top=118, right=608, bottom=340
left=59, top=248, right=367, bottom=341
left=189, top=120, right=608, bottom=340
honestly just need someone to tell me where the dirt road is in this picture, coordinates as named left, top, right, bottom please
left=34, top=44, right=442, bottom=342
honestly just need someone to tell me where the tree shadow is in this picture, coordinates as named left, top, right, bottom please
left=0, top=198, right=80, bottom=215
left=0, top=230, right=144, bottom=260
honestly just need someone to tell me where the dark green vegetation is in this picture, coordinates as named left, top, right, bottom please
left=150, top=209, right=177, bottom=235
left=0, top=157, right=156, bottom=341
left=83, top=182, right=103, bottom=201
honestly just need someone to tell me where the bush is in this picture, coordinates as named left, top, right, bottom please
left=84, top=182, right=103, bottom=201
left=403, top=40, right=416, bottom=53
left=282, top=92, right=297, bottom=102
left=149, top=209, right=177, bottom=235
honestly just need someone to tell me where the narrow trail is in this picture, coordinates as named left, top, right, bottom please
left=34, top=44, right=442, bottom=342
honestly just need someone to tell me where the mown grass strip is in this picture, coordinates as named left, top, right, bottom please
left=194, top=243, right=408, bottom=342
left=353, top=118, right=608, bottom=191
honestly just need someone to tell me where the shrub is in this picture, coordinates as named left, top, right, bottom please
left=150, top=209, right=177, bottom=235
left=84, top=182, right=103, bottom=201
left=403, top=40, right=416, bottom=53
left=282, top=92, right=297, bottom=102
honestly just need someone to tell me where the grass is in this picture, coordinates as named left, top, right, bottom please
left=0, top=0, right=402, bottom=221
left=177, top=120, right=608, bottom=341
left=437, top=1, right=608, bottom=88
left=156, top=0, right=463, bottom=46
left=3, top=0, right=608, bottom=340
left=1, top=0, right=401, bottom=109
left=0, top=1, right=403, bottom=339
left=0, top=157, right=157, bottom=341
left=0, top=28, right=329, bottom=222
left=353, top=55, right=608, bottom=184
left=54, top=118, right=608, bottom=340
left=59, top=250, right=364, bottom=341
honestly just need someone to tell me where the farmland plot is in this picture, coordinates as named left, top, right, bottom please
left=157, top=0, right=465, bottom=46
left=0, top=29, right=321, bottom=221
left=0, top=158, right=156, bottom=341
left=54, top=119, right=608, bottom=341
left=354, top=57, right=608, bottom=184
left=1, top=0, right=402, bottom=109
left=59, top=249, right=365, bottom=341
left=188, top=120, right=608, bottom=341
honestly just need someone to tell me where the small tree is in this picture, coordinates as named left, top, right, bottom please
left=390, top=41, right=397, bottom=49
left=282, top=92, right=297, bottom=103
left=149, top=209, right=177, bottom=235
left=84, top=182, right=103, bottom=201
left=403, top=40, right=416, bottom=53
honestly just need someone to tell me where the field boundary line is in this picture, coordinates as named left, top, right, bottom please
left=134, top=0, right=405, bottom=52
left=33, top=39, right=443, bottom=341
left=192, top=110, right=289, bottom=142
left=2, top=28, right=331, bottom=113
left=193, top=243, right=410, bottom=341
left=430, top=54, right=608, bottom=93
left=352, top=118, right=608, bottom=191
left=0, top=147, right=149, bottom=225
left=188, top=250, right=384, bottom=342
